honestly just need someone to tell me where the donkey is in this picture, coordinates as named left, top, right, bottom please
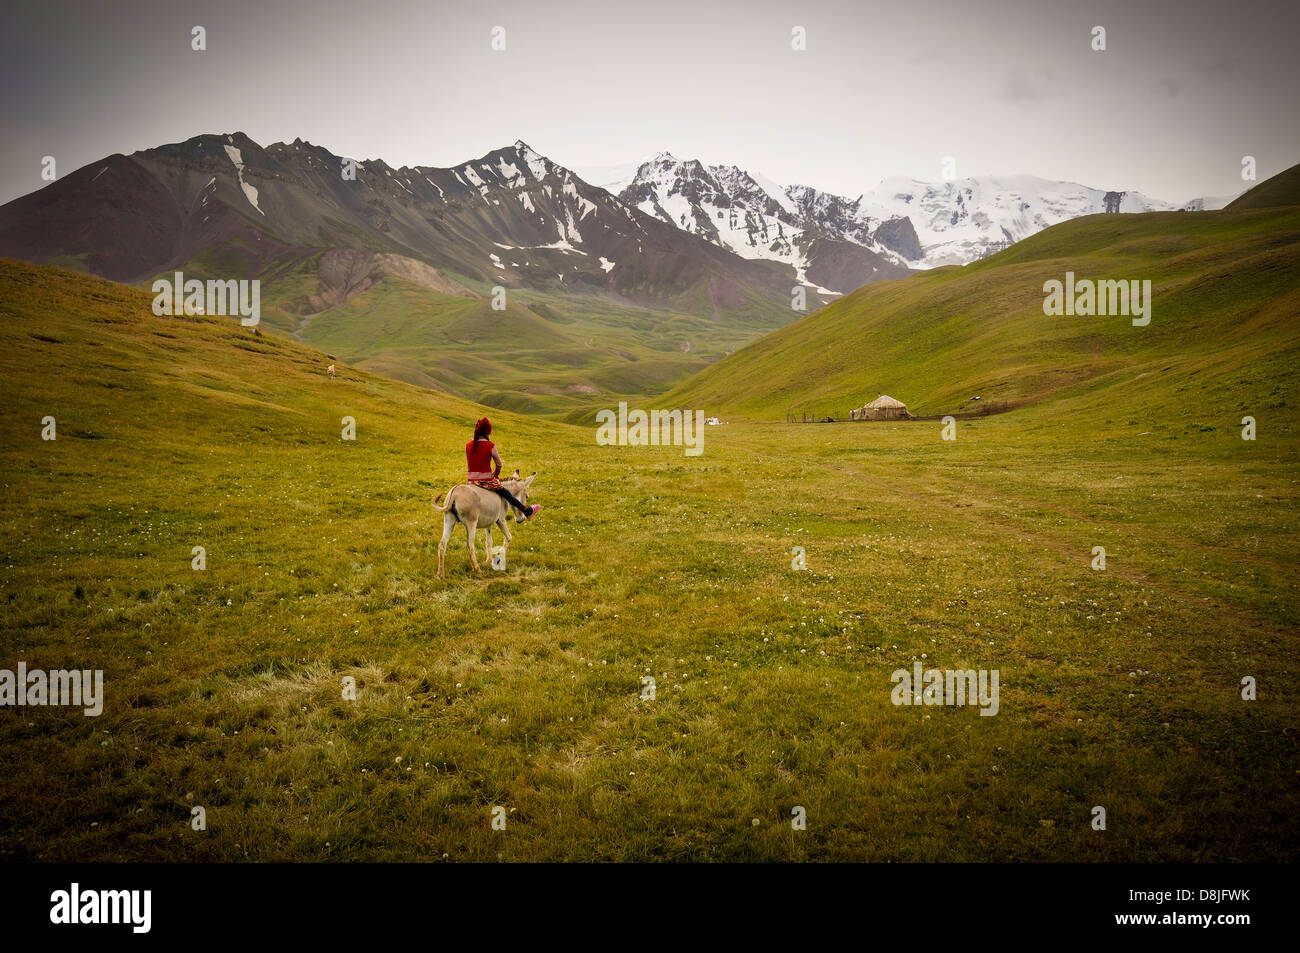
left=433, top=471, right=537, bottom=579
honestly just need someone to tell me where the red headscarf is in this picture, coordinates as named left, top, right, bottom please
left=473, top=417, right=492, bottom=440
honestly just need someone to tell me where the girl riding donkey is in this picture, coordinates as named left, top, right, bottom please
left=465, top=416, right=540, bottom=521
left=434, top=417, right=540, bottom=578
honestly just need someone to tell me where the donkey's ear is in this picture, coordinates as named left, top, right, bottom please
left=524, top=471, right=537, bottom=487
left=511, top=468, right=520, bottom=479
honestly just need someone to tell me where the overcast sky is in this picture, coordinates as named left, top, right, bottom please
left=1, top=0, right=1297, bottom=205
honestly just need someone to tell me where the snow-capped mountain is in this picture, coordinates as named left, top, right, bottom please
left=615, top=153, right=1208, bottom=278
left=617, top=153, right=913, bottom=294
left=1, top=131, right=1240, bottom=319
left=855, top=175, right=1179, bottom=267
left=0, top=135, right=806, bottom=314
left=1180, top=194, right=1234, bottom=211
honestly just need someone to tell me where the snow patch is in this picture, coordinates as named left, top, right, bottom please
left=222, top=144, right=264, bottom=215
left=514, top=141, right=550, bottom=180
left=564, top=179, right=599, bottom=219
left=496, top=158, right=525, bottom=186
left=543, top=240, right=584, bottom=254
left=751, top=169, right=796, bottom=214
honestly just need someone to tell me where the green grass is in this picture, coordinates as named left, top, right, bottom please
left=0, top=257, right=1296, bottom=861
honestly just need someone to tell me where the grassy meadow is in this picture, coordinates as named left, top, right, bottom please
left=1, top=255, right=1296, bottom=862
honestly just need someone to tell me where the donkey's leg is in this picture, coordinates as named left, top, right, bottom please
left=465, top=518, right=481, bottom=573
left=437, top=511, right=456, bottom=580
left=496, top=517, right=511, bottom=550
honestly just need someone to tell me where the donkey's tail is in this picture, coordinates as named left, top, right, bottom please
left=433, top=486, right=457, bottom=513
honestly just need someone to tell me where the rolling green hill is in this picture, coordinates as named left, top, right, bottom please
left=665, top=164, right=1300, bottom=432
left=1226, top=162, right=1300, bottom=211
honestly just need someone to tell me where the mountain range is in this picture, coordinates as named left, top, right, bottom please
left=0, top=132, right=1230, bottom=302
left=603, top=154, right=1233, bottom=283
left=0, top=132, right=1240, bottom=414
left=0, top=133, right=802, bottom=311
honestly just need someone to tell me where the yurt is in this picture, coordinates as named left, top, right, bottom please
left=850, top=395, right=909, bottom=420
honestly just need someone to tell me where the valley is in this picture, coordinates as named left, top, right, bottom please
left=1, top=153, right=1296, bottom=857
left=0, top=132, right=1214, bottom=421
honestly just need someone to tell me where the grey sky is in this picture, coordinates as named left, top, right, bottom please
left=1, top=0, right=1297, bottom=205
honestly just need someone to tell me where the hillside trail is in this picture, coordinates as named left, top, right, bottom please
left=292, top=309, right=327, bottom=341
